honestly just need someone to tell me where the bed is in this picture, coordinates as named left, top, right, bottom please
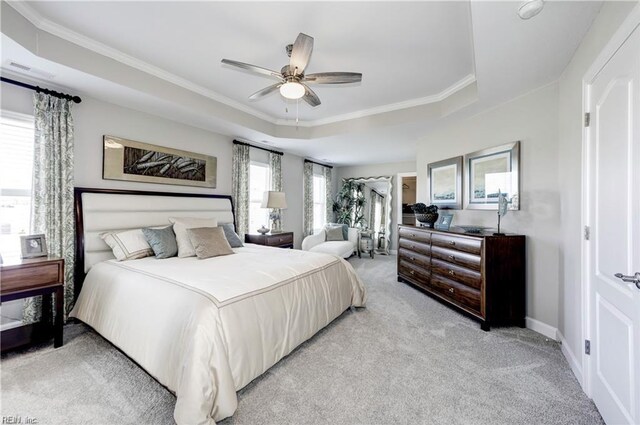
left=69, top=188, right=367, bottom=424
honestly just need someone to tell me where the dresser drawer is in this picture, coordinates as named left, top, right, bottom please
left=431, top=245, right=481, bottom=272
left=398, top=249, right=431, bottom=269
left=431, top=233, right=482, bottom=255
left=431, top=258, right=482, bottom=290
left=1, top=262, right=62, bottom=294
left=398, top=227, right=431, bottom=244
left=398, top=259, right=430, bottom=288
left=398, top=238, right=431, bottom=257
left=266, top=233, right=293, bottom=246
left=431, top=274, right=482, bottom=316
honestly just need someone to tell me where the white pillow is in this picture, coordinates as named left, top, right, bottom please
left=100, top=229, right=154, bottom=261
left=168, top=217, right=219, bottom=257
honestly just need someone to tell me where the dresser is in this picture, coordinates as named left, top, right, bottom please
left=397, top=225, right=525, bottom=331
left=244, top=232, right=294, bottom=249
left=1, top=256, right=65, bottom=351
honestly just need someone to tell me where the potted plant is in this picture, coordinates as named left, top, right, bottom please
left=410, top=203, right=439, bottom=228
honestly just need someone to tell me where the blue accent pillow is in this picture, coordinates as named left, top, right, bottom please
left=220, top=223, right=243, bottom=248
left=327, top=223, right=348, bottom=240
left=142, top=226, right=178, bottom=259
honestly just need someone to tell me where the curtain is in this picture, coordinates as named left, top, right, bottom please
left=303, top=161, right=314, bottom=236
left=232, top=143, right=250, bottom=237
left=24, top=93, right=75, bottom=323
left=369, top=191, right=377, bottom=231
left=269, top=152, right=283, bottom=231
left=323, top=166, right=333, bottom=224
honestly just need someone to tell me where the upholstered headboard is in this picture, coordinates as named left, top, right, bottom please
left=74, top=187, right=235, bottom=299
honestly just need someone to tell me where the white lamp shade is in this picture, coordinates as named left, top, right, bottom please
left=261, top=191, right=288, bottom=209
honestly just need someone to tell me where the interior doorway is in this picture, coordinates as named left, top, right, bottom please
left=397, top=173, right=417, bottom=226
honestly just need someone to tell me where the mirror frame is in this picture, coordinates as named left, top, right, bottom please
left=344, top=176, right=392, bottom=255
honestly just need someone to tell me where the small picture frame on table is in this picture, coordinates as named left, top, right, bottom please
left=20, top=234, right=48, bottom=259
left=434, top=213, right=454, bottom=231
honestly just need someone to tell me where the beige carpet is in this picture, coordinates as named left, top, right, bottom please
left=1, top=255, right=602, bottom=424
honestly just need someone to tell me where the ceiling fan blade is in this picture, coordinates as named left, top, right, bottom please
left=301, top=84, right=321, bottom=107
left=221, top=59, right=284, bottom=81
left=304, top=72, right=362, bottom=84
left=289, top=33, right=314, bottom=76
left=249, top=83, right=282, bottom=100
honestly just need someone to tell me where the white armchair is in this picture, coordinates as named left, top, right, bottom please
left=302, top=227, right=359, bottom=259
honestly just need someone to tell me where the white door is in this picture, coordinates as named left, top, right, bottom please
left=587, top=25, right=640, bottom=425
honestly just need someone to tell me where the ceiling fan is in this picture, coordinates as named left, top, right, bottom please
left=221, top=33, right=362, bottom=107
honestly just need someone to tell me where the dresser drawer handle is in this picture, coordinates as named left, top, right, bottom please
left=279, top=238, right=284, bottom=242
left=411, top=233, right=416, bottom=237
left=411, top=245, right=416, bottom=249
left=448, top=270, right=455, bottom=276
left=410, top=270, right=415, bottom=275
left=448, top=287, right=455, bottom=293
left=448, top=255, right=455, bottom=260
left=448, top=241, right=456, bottom=246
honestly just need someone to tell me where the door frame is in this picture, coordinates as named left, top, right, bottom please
left=581, top=4, right=640, bottom=398
left=396, top=172, right=417, bottom=231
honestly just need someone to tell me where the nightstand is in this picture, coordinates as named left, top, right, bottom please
left=1, top=256, right=65, bottom=351
left=358, top=230, right=375, bottom=259
left=244, top=232, right=294, bottom=249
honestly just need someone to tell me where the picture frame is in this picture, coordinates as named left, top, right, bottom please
left=464, top=141, right=520, bottom=210
left=103, top=135, right=217, bottom=188
left=434, top=213, right=454, bottom=231
left=20, top=233, right=48, bottom=259
left=427, top=156, right=463, bottom=210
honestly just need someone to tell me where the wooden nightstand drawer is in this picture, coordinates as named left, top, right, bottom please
left=266, top=233, right=293, bottom=246
left=1, top=260, right=63, bottom=294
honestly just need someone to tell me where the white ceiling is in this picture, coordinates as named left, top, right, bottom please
left=1, top=1, right=602, bottom=165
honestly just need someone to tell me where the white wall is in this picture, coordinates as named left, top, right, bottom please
left=1, top=82, right=305, bottom=247
left=556, top=1, right=637, bottom=384
left=334, top=161, right=416, bottom=251
left=416, top=83, right=561, bottom=332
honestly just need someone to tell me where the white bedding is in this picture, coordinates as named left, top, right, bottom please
left=70, top=244, right=366, bottom=424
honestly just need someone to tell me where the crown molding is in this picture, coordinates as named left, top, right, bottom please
left=6, top=1, right=476, bottom=129
left=5, top=0, right=277, bottom=124
left=275, top=74, right=476, bottom=127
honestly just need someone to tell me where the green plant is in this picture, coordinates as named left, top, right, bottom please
left=332, top=180, right=366, bottom=227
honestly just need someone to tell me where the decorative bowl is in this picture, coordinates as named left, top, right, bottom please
left=415, top=213, right=439, bottom=228
left=257, top=226, right=269, bottom=235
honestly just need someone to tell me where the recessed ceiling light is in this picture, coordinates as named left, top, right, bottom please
left=518, top=0, right=544, bottom=20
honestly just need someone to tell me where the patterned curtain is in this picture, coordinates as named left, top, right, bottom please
left=303, top=161, right=314, bottom=236
left=323, top=166, right=333, bottom=224
left=232, top=143, right=250, bottom=237
left=24, top=93, right=75, bottom=323
left=269, top=152, right=283, bottom=231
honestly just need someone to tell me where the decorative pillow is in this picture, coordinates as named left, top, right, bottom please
left=325, top=225, right=345, bottom=241
left=142, top=226, right=178, bottom=259
left=327, top=223, right=348, bottom=240
left=186, top=227, right=234, bottom=259
left=169, top=217, right=218, bottom=258
left=100, top=229, right=153, bottom=261
left=220, top=223, right=243, bottom=248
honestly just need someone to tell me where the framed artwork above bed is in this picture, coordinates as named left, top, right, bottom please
left=103, top=135, right=217, bottom=188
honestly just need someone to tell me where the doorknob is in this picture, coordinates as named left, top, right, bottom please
left=614, top=272, right=640, bottom=289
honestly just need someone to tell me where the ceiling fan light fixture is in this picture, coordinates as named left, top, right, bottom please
left=280, top=81, right=305, bottom=100
left=518, top=0, right=544, bottom=20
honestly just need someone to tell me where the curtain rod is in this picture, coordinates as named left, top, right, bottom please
left=1, top=76, right=82, bottom=104
left=304, top=159, right=333, bottom=169
left=233, top=139, right=283, bottom=156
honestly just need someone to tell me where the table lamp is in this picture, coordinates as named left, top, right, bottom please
left=261, top=191, right=287, bottom=234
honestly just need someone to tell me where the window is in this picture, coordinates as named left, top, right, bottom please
left=248, top=161, right=270, bottom=232
left=0, top=112, right=34, bottom=259
left=313, top=173, right=326, bottom=233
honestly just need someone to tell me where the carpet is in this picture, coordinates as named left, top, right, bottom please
left=1, top=255, right=602, bottom=424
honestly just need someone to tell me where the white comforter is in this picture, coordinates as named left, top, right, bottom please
left=70, top=244, right=366, bottom=424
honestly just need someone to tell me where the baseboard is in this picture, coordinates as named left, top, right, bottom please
left=526, top=316, right=558, bottom=341
left=557, top=330, right=584, bottom=386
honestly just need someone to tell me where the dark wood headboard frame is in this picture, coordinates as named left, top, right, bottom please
left=73, top=187, right=236, bottom=300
